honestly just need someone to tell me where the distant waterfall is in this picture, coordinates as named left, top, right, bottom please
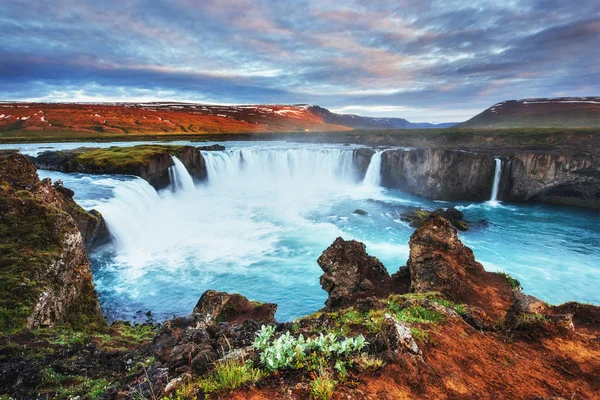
left=490, top=158, right=502, bottom=202
left=362, top=151, right=382, bottom=187
left=168, top=156, right=195, bottom=192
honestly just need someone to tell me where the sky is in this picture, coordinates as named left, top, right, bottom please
left=1, top=0, right=599, bottom=122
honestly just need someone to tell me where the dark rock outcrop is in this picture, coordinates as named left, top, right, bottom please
left=353, top=147, right=375, bottom=179
left=318, top=237, right=389, bottom=309
left=380, top=148, right=496, bottom=201
left=152, top=290, right=276, bottom=376
left=197, top=144, right=225, bottom=151
left=401, top=207, right=468, bottom=231
left=0, top=151, right=106, bottom=332
left=503, top=152, right=600, bottom=208
left=32, top=145, right=207, bottom=190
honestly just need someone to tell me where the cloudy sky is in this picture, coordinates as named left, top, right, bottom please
left=1, top=0, right=598, bottom=122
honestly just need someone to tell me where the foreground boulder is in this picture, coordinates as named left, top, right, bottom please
left=33, top=145, right=206, bottom=189
left=0, top=151, right=106, bottom=333
left=152, top=290, right=276, bottom=376
left=318, top=237, right=390, bottom=309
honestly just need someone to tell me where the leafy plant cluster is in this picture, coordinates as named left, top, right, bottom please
left=253, top=325, right=366, bottom=375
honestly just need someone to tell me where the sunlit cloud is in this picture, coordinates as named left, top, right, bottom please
left=0, top=0, right=598, bottom=122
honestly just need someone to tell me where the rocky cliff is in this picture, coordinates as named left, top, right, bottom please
left=32, top=145, right=206, bottom=189
left=380, top=148, right=496, bottom=201
left=377, top=147, right=599, bottom=207
left=503, top=152, right=600, bottom=207
left=0, top=151, right=106, bottom=333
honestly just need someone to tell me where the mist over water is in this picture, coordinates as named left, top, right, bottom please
left=18, top=141, right=599, bottom=322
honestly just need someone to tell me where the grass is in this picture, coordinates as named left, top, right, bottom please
left=194, top=358, right=265, bottom=395
left=73, top=145, right=185, bottom=172
left=495, top=272, right=523, bottom=291
left=39, top=368, right=113, bottom=400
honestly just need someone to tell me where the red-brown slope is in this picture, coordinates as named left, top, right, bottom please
left=0, top=102, right=352, bottom=136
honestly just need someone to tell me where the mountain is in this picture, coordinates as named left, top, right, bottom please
left=0, top=102, right=455, bottom=137
left=457, top=97, right=600, bottom=128
left=308, top=105, right=456, bottom=129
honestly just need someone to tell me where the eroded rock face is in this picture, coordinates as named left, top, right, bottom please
left=0, top=151, right=106, bottom=332
left=318, top=237, right=389, bottom=309
left=504, top=152, right=600, bottom=208
left=380, top=148, right=495, bottom=201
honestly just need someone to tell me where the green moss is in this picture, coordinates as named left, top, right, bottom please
left=394, top=306, right=445, bottom=324
left=74, top=145, right=185, bottom=172
left=98, top=322, right=157, bottom=351
left=39, top=368, right=113, bottom=400
left=495, top=272, right=523, bottom=291
left=410, top=328, right=431, bottom=343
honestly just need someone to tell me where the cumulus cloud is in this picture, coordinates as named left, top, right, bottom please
left=0, top=0, right=598, bottom=122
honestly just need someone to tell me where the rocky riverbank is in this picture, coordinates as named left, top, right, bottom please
left=0, top=153, right=598, bottom=399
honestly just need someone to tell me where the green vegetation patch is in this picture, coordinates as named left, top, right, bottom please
left=74, top=145, right=185, bottom=171
left=38, top=368, right=113, bottom=400
left=495, top=272, right=523, bottom=291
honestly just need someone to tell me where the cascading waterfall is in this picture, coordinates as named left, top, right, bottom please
left=362, top=151, right=382, bottom=187
left=201, top=148, right=359, bottom=185
left=168, top=156, right=195, bottom=192
left=490, top=158, right=502, bottom=202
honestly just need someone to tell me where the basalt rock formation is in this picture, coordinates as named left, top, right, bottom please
left=318, top=237, right=390, bottom=309
left=378, top=147, right=600, bottom=207
left=0, top=151, right=106, bottom=333
left=503, top=152, right=600, bottom=207
left=353, top=147, right=375, bottom=179
left=380, top=148, right=496, bottom=201
left=32, top=145, right=207, bottom=190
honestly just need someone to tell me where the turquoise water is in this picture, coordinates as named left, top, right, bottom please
left=5, top=141, right=599, bottom=322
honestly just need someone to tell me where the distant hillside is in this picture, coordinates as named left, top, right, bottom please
left=309, top=106, right=456, bottom=129
left=0, top=102, right=455, bottom=138
left=457, top=97, right=600, bottom=128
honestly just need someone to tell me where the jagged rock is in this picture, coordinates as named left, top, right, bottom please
left=353, top=208, right=368, bottom=215
left=318, top=237, right=389, bottom=309
left=197, top=144, right=225, bottom=151
left=374, top=314, right=421, bottom=360
left=0, top=151, right=106, bottom=332
left=153, top=291, right=275, bottom=374
left=514, top=292, right=548, bottom=314
left=193, top=290, right=277, bottom=325
left=407, top=216, right=514, bottom=319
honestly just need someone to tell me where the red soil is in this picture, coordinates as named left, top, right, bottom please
left=0, top=103, right=352, bottom=137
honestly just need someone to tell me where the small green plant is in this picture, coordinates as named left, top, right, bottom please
left=196, top=359, right=264, bottom=394
left=310, top=369, right=337, bottom=400
left=410, top=327, right=431, bottom=343
left=495, top=272, right=522, bottom=291
left=353, top=353, right=384, bottom=372
left=394, top=306, right=445, bottom=324
left=253, top=326, right=366, bottom=372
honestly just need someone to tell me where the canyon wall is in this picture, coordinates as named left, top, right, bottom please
left=379, top=148, right=599, bottom=207
left=380, top=148, right=496, bottom=201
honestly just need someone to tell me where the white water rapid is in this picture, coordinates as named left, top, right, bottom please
left=490, top=158, right=502, bottom=202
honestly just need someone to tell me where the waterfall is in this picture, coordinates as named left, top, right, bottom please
left=201, top=148, right=359, bottom=185
left=490, top=158, right=502, bottom=202
left=362, top=151, right=382, bottom=187
left=168, top=156, right=195, bottom=192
